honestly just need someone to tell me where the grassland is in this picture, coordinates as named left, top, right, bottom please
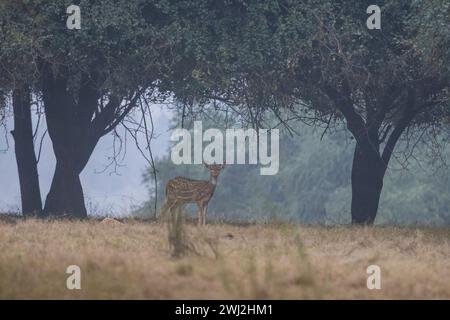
left=0, top=217, right=449, bottom=299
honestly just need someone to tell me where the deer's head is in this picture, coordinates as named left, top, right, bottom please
left=204, top=162, right=225, bottom=178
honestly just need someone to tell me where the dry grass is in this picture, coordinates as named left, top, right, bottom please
left=0, top=218, right=449, bottom=299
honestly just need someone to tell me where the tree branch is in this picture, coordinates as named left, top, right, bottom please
left=381, top=88, right=417, bottom=165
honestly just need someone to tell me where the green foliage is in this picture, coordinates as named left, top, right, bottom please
left=0, top=0, right=187, bottom=93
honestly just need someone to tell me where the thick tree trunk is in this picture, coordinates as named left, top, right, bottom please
left=328, top=85, right=413, bottom=225
left=42, top=126, right=95, bottom=218
left=350, top=141, right=386, bottom=225
left=43, top=161, right=86, bottom=218
left=40, top=68, right=98, bottom=219
left=11, top=88, right=42, bottom=216
left=39, top=63, right=132, bottom=219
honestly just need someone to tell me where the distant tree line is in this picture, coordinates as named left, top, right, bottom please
left=137, top=112, right=450, bottom=225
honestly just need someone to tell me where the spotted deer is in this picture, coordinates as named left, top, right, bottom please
left=161, top=163, right=225, bottom=226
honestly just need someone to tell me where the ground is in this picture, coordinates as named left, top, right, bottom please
left=0, top=218, right=449, bottom=299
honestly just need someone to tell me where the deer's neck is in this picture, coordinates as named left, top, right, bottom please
left=210, top=174, right=218, bottom=186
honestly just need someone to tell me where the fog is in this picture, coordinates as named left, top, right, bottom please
left=0, top=105, right=172, bottom=216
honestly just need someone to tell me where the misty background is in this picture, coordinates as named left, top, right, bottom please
left=136, top=114, right=450, bottom=226
left=1, top=103, right=450, bottom=225
left=0, top=104, right=172, bottom=216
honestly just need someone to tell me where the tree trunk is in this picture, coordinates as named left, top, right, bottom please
left=11, top=88, right=42, bottom=216
left=351, top=140, right=386, bottom=225
left=42, top=128, right=95, bottom=219
left=43, top=161, right=87, bottom=218
left=39, top=63, right=132, bottom=219
left=40, top=68, right=98, bottom=219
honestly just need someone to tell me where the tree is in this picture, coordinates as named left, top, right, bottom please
left=11, top=87, right=43, bottom=216
left=167, top=0, right=450, bottom=224
left=0, top=2, right=42, bottom=215
left=286, top=0, right=450, bottom=224
left=1, top=0, right=181, bottom=218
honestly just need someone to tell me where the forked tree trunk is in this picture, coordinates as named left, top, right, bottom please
left=350, top=140, right=386, bottom=225
left=41, top=76, right=97, bottom=219
left=42, top=125, right=96, bottom=219
left=40, top=62, right=136, bottom=219
left=330, top=86, right=415, bottom=225
left=43, top=161, right=87, bottom=218
left=11, top=88, right=42, bottom=216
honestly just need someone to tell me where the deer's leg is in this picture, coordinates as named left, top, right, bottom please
left=168, top=200, right=180, bottom=215
left=197, top=202, right=203, bottom=226
left=162, top=199, right=178, bottom=222
left=202, top=203, right=208, bottom=226
left=159, top=200, right=170, bottom=221
left=162, top=199, right=172, bottom=212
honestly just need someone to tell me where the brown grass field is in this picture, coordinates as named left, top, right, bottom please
left=0, top=217, right=449, bottom=299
